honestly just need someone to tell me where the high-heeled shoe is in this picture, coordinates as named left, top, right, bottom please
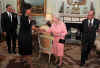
left=56, top=65, right=61, bottom=68
left=52, top=60, right=59, bottom=65
left=55, top=60, right=59, bottom=64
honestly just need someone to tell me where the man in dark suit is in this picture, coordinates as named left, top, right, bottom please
left=80, top=10, right=100, bottom=67
left=0, top=9, right=2, bottom=41
left=1, top=4, right=18, bottom=54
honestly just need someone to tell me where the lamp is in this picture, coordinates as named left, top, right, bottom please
left=45, top=14, right=52, bottom=21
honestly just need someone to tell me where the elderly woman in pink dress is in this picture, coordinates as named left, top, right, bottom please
left=48, top=16, right=67, bottom=68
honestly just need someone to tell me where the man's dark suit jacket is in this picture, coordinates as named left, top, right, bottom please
left=82, top=18, right=100, bottom=45
left=1, top=12, right=18, bottom=33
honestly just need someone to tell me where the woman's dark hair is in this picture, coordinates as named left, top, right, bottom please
left=6, top=4, right=11, bottom=8
left=24, top=3, right=32, bottom=10
left=21, top=2, right=32, bottom=15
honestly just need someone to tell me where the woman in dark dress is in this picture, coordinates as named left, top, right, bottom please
left=18, top=9, right=36, bottom=68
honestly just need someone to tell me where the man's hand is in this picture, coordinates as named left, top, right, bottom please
left=2, top=32, right=6, bottom=37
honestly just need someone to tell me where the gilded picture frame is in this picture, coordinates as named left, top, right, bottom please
left=17, top=0, right=46, bottom=16
left=67, top=0, right=86, bottom=5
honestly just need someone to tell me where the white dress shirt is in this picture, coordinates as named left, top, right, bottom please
left=88, top=18, right=94, bottom=26
left=28, top=19, right=31, bottom=24
left=7, top=12, right=12, bottom=22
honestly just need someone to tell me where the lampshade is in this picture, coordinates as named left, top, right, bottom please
left=45, top=13, right=52, bottom=21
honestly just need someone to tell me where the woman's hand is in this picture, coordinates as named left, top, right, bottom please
left=2, top=32, right=6, bottom=37
left=53, top=32, right=61, bottom=37
left=32, top=26, right=36, bottom=30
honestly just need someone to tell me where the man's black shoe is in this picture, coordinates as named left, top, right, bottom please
left=80, top=63, right=84, bottom=67
left=8, top=51, right=12, bottom=54
left=13, top=51, right=16, bottom=54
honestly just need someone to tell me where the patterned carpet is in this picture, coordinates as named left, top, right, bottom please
left=0, top=41, right=100, bottom=68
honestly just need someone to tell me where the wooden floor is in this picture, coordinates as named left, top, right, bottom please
left=0, top=41, right=100, bottom=68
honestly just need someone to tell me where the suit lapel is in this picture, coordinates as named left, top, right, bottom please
left=5, top=12, right=9, bottom=17
left=5, top=12, right=12, bottom=22
left=86, top=19, right=88, bottom=28
left=93, top=18, right=97, bottom=28
left=93, top=18, right=96, bottom=26
left=25, top=16, right=30, bottom=25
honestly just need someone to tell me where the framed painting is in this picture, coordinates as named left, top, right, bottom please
left=17, top=0, right=46, bottom=16
left=67, top=0, right=86, bottom=5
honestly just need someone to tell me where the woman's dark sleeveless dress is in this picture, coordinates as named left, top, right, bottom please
left=18, top=16, right=35, bottom=55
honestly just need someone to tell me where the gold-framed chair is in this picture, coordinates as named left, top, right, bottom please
left=38, top=34, right=53, bottom=63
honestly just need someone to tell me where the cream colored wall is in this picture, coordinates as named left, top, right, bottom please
left=2, top=0, right=100, bottom=24
left=95, top=0, right=100, bottom=19
left=1, top=0, right=17, bottom=12
left=2, top=0, right=100, bottom=15
left=2, top=0, right=57, bottom=14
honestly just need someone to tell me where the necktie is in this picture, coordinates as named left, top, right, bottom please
left=89, top=20, right=92, bottom=31
left=9, top=13, right=12, bottom=22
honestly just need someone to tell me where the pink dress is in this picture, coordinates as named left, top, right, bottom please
left=48, top=21, right=67, bottom=56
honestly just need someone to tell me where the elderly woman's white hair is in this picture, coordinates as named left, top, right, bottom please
left=53, top=13, right=61, bottom=20
left=45, top=13, right=61, bottom=22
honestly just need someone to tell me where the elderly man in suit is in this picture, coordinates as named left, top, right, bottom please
left=1, top=4, right=18, bottom=54
left=80, top=10, right=100, bottom=67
